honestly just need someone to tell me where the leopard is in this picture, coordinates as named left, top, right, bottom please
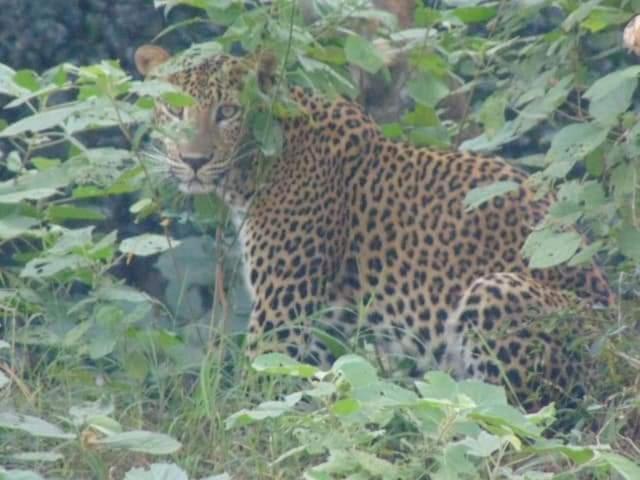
left=134, top=44, right=615, bottom=410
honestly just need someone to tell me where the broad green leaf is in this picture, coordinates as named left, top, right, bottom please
left=225, top=393, right=302, bottom=428
left=407, top=73, right=449, bottom=107
left=252, top=352, right=318, bottom=378
left=561, top=0, right=602, bottom=31
left=453, top=6, right=498, bottom=24
left=161, top=91, right=195, bottom=107
left=0, top=412, right=74, bottom=439
left=124, top=463, right=188, bottom=480
left=0, top=216, right=40, bottom=240
left=584, top=67, right=640, bottom=125
left=598, top=452, right=640, bottom=479
left=331, top=398, right=361, bottom=416
left=251, top=112, right=283, bottom=157
left=13, top=70, right=40, bottom=92
left=568, top=241, right=603, bottom=266
left=0, top=187, right=59, bottom=203
left=332, top=354, right=378, bottom=388
left=463, top=181, right=519, bottom=211
left=93, top=430, right=181, bottom=455
left=9, top=452, right=64, bottom=463
left=0, top=103, right=88, bottom=137
left=0, top=467, right=45, bottom=480
left=617, top=226, right=640, bottom=261
left=544, top=123, right=609, bottom=178
left=119, top=234, right=180, bottom=256
left=344, top=35, right=385, bottom=74
left=460, top=431, right=503, bottom=457
left=478, top=91, right=508, bottom=137
left=46, top=205, right=105, bottom=222
left=529, top=440, right=596, bottom=464
left=583, top=66, right=640, bottom=102
left=21, top=254, right=91, bottom=279
left=69, top=399, right=115, bottom=427
left=522, top=229, right=582, bottom=268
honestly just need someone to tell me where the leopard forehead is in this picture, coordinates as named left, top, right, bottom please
left=165, top=54, right=249, bottom=104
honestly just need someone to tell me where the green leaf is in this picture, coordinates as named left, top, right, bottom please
left=0, top=467, right=46, bottom=480
left=407, top=73, right=449, bottom=107
left=332, top=355, right=378, bottom=388
left=21, top=254, right=91, bottom=279
left=598, top=452, right=640, bottom=479
left=46, top=205, right=105, bottom=222
left=251, top=111, right=283, bottom=157
left=584, top=67, right=640, bottom=125
left=0, top=103, right=88, bottom=137
left=160, top=91, right=196, bottom=108
left=93, top=430, right=181, bottom=455
left=522, top=229, right=583, bottom=269
left=464, top=181, right=520, bottom=211
left=225, top=393, right=302, bottom=428
left=10, top=451, right=65, bottom=463
left=252, top=353, right=318, bottom=378
left=344, top=35, right=385, bottom=74
left=617, top=226, right=640, bottom=261
left=561, top=0, right=602, bottom=31
left=13, top=70, right=40, bottom=92
left=0, top=216, right=40, bottom=240
left=331, top=398, right=361, bottom=416
left=0, top=412, right=74, bottom=440
left=119, top=234, right=181, bottom=257
left=453, top=6, right=498, bottom=24
left=124, top=463, right=188, bottom=480
left=544, top=123, right=609, bottom=178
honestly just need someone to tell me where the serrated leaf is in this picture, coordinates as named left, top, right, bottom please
left=119, top=234, right=180, bottom=256
left=94, top=430, right=181, bottom=455
left=463, top=181, right=519, bottom=211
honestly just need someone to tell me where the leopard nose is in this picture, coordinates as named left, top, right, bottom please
left=181, top=154, right=210, bottom=171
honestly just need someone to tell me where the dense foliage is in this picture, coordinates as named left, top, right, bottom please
left=1, top=0, right=639, bottom=478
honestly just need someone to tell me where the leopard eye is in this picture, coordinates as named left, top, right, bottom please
left=215, top=104, right=241, bottom=123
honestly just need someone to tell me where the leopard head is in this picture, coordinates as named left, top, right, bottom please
left=134, top=45, right=276, bottom=195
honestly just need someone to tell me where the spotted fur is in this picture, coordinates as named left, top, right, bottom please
left=135, top=45, right=615, bottom=409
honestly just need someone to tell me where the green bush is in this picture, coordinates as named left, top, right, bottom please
left=0, top=0, right=639, bottom=478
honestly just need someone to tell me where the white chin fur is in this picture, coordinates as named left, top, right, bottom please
left=179, top=182, right=215, bottom=195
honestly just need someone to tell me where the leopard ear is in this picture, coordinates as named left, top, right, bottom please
left=135, top=45, right=171, bottom=77
left=256, top=51, right=278, bottom=93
